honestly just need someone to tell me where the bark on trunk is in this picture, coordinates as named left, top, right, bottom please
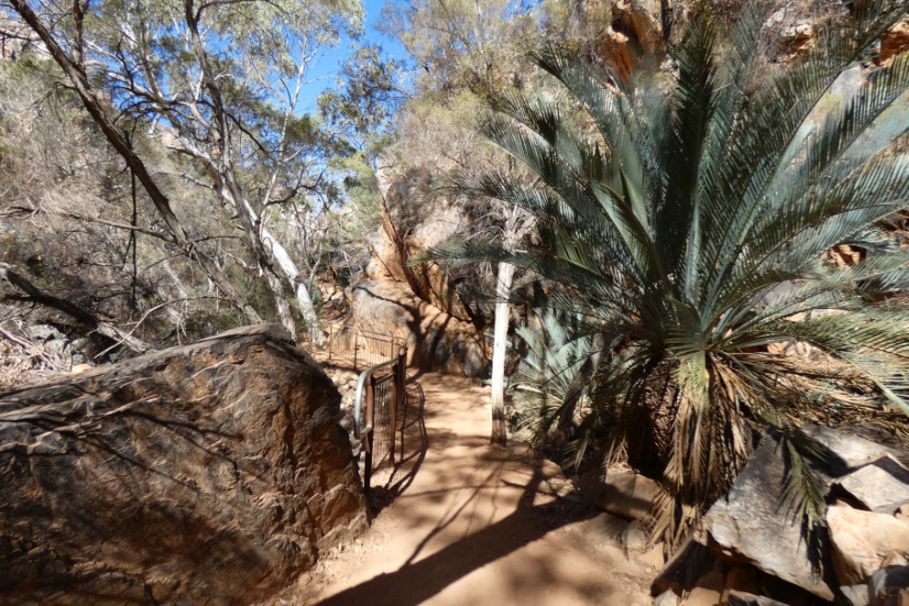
left=490, top=261, right=514, bottom=446
left=242, top=199, right=319, bottom=329
left=182, top=0, right=314, bottom=338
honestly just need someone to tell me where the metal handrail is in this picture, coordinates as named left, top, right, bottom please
left=304, top=321, right=408, bottom=491
left=306, top=321, right=406, bottom=371
left=353, top=356, right=398, bottom=438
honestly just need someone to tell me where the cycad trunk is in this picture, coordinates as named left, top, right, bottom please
left=490, top=261, right=514, bottom=446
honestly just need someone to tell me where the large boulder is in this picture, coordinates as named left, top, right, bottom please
left=0, top=324, right=368, bottom=604
left=702, top=437, right=835, bottom=601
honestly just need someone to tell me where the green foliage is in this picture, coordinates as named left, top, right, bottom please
left=322, top=152, right=382, bottom=284
left=430, top=0, right=909, bottom=544
left=510, top=312, right=593, bottom=444
left=319, top=44, right=402, bottom=141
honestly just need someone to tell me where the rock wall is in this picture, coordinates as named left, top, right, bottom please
left=349, top=166, right=489, bottom=377
left=0, top=324, right=368, bottom=605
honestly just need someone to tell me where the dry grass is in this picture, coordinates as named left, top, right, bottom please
left=0, top=325, right=68, bottom=392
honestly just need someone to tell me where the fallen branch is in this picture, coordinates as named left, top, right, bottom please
left=0, top=263, right=153, bottom=355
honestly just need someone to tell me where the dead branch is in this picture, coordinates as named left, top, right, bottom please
left=0, top=263, right=153, bottom=355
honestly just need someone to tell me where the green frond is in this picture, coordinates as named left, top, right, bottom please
left=426, top=0, right=909, bottom=550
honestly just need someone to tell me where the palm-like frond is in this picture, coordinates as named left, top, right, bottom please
left=510, top=312, right=594, bottom=443
left=424, top=0, right=909, bottom=545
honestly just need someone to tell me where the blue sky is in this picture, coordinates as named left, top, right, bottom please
left=299, top=0, right=410, bottom=114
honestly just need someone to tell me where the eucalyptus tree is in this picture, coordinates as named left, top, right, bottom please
left=434, top=1, right=909, bottom=543
left=6, top=0, right=363, bottom=335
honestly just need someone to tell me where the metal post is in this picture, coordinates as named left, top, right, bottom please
left=364, top=374, right=375, bottom=492
left=390, top=364, right=399, bottom=464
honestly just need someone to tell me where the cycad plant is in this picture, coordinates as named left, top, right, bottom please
left=509, top=312, right=594, bottom=445
left=432, top=1, right=909, bottom=544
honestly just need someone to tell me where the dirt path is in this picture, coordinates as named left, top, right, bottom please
left=273, top=372, right=653, bottom=606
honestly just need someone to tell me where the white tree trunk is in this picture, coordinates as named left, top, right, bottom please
left=232, top=196, right=319, bottom=334
left=258, top=221, right=319, bottom=328
left=490, top=260, right=514, bottom=446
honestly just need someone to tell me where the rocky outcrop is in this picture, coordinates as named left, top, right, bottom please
left=612, top=0, right=667, bottom=54
left=880, top=17, right=909, bottom=66
left=350, top=279, right=488, bottom=376
left=0, top=324, right=368, bottom=604
left=685, top=426, right=909, bottom=604
left=350, top=166, right=489, bottom=376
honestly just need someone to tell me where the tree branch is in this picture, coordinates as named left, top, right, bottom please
left=0, top=263, right=152, bottom=354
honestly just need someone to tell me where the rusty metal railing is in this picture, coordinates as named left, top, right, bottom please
left=304, top=322, right=408, bottom=492
left=306, top=322, right=406, bottom=373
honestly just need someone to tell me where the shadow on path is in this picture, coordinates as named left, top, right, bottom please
left=317, top=457, right=597, bottom=606
left=368, top=377, right=428, bottom=513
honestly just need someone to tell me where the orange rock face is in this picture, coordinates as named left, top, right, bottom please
left=880, top=18, right=909, bottom=66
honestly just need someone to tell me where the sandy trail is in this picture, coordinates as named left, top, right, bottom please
left=275, top=372, right=652, bottom=606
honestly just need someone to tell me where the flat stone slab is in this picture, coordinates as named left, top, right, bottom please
left=801, top=424, right=894, bottom=474
left=703, top=437, right=834, bottom=600
left=837, top=456, right=909, bottom=514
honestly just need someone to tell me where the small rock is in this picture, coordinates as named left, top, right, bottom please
left=25, top=324, right=64, bottom=342
left=623, top=519, right=648, bottom=552
left=869, top=566, right=909, bottom=606
left=726, top=590, right=788, bottom=606
left=841, top=584, right=871, bottom=606
left=653, top=589, right=680, bottom=606
left=828, top=505, right=909, bottom=585
left=837, top=456, right=909, bottom=514
left=578, top=470, right=666, bottom=522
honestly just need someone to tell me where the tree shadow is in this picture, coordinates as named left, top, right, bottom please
left=316, top=456, right=598, bottom=606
